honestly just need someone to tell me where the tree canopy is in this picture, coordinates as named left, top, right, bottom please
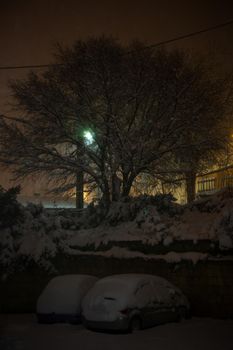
left=0, top=37, right=232, bottom=206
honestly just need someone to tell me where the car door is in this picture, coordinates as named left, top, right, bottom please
left=151, top=283, right=177, bottom=324
left=134, top=282, right=157, bottom=328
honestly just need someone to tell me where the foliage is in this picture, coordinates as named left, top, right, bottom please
left=148, top=193, right=178, bottom=212
left=97, top=193, right=180, bottom=226
left=0, top=185, right=22, bottom=228
left=172, top=62, right=233, bottom=202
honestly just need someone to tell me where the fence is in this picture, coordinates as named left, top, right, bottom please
left=197, top=175, right=233, bottom=194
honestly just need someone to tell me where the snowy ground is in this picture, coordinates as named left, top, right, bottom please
left=0, top=314, right=233, bottom=350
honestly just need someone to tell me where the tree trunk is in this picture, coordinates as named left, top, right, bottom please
left=76, top=169, right=84, bottom=209
left=185, top=171, right=196, bottom=203
left=102, top=187, right=111, bottom=209
left=122, top=173, right=135, bottom=197
left=99, top=176, right=111, bottom=209
left=112, top=173, right=121, bottom=201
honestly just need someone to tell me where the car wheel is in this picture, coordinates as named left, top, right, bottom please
left=177, top=306, right=187, bottom=322
left=129, top=316, right=142, bottom=332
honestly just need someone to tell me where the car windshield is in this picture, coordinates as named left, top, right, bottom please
left=97, top=279, right=134, bottom=298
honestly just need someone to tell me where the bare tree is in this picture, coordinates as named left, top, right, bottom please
left=172, top=60, right=233, bottom=203
left=0, top=37, right=232, bottom=207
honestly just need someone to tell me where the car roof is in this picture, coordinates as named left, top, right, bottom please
left=48, top=274, right=97, bottom=286
left=97, top=274, right=169, bottom=288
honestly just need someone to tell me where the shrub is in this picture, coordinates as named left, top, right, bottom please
left=0, top=185, right=22, bottom=228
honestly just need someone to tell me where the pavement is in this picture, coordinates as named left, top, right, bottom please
left=0, top=314, right=233, bottom=350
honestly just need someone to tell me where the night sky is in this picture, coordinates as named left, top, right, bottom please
left=1, top=0, right=233, bottom=190
left=1, top=0, right=233, bottom=109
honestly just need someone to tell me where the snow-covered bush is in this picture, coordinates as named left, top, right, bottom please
left=104, top=194, right=180, bottom=226
left=148, top=193, right=179, bottom=214
left=1, top=188, right=233, bottom=279
left=105, top=198, right=137, bottom=226
left=0, top=185, right=22, bottom=229
left=189, top=189, right=233, bottom=213
left=80, top=202, right=106, bottom=228
left=219, top=233, right=233, bottom=250
left=0, top=201, right=79, bottom=278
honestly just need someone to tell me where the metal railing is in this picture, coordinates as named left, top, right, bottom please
left=197, top=178, right=216, bottom=193
left=197, top=175, right=233, bottom=193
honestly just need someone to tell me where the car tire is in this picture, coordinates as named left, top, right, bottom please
left=129, top=316, right=142, bottom=332
left=37, top=315, right=54, bottom=324
left=177, top=306, right=187, bottom=322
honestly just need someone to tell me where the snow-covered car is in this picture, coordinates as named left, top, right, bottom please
left=37, top=274, right=98, bottom=323
left=82, top=274, right=190, bottom=332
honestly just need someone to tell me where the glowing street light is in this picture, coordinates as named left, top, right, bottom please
left=75, top=129, right=95, bottom=209
left=83, top=130, right=94, bottom=145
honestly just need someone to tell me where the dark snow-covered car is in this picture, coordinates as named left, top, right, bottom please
left=37, top=274, right=98, bottom=323
left=82, top=274, right=190, bottom=332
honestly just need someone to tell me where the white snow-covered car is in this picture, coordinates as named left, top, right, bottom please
left=37, top=274, right=98, bottom=323
left=82, top=274, right=190, bottom=331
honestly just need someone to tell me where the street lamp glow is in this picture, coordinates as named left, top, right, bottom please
left=83, top=130, right=94, bottom=145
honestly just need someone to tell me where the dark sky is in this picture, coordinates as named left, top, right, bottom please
left=0, top=0, right=233, bottom=191
left=1, top=0, right=233, bottom=111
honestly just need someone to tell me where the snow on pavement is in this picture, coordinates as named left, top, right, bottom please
left=0, top=314, right=233, bottom=350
